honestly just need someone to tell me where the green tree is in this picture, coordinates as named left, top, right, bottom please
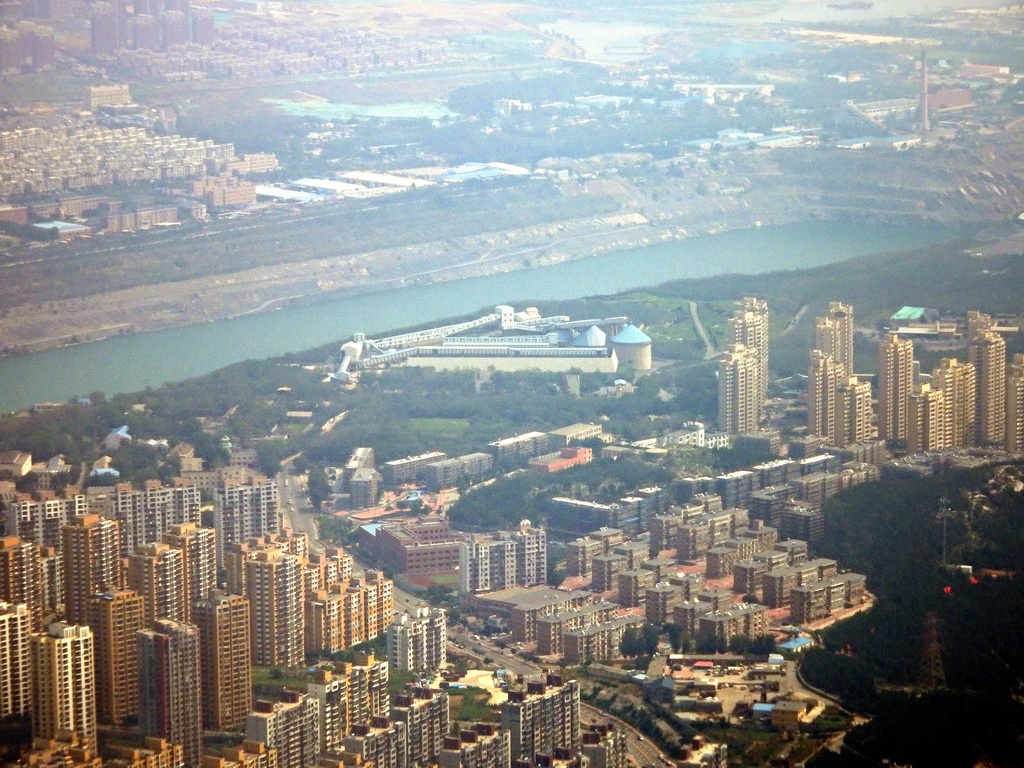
left=665, top=622, right=685, bottom=653
left=620, top=627, right=641, bottom=658
left=307, top=465, right=331, bottom=511
left=425, top=585, right=456, bottom=606
left=641, top=623, right=661, bottom=656
left=728, top=635, right=751, bottom=654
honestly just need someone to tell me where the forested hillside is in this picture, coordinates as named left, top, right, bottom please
left=804, top=463, right=1024, bottom=768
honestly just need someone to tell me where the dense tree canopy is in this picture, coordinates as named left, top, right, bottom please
left=804, top=463, right=1024, bottom=768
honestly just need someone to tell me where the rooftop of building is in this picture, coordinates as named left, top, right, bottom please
left=549, top=422, right=602, bottom=436
left=489, top=431, right=549, bottom=447
left=565, top=614, right=642, bottom=637
left=609, top=324, right=651, bottom=345
left=476, top=586, right=591, bottom=609
left=537, top=601, right=617, bottom=624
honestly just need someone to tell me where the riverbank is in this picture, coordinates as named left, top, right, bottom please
left=0, top=221, right=974, bottom=413
left=0, top=189, right=802, bottom=356
left=7, top=121, right=1024, bottom=359
left=0, top=195, right=987, bottom=359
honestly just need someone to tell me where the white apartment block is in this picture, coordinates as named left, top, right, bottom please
left=214, top=478, right=279, bottom=560
left=0, top=602, right=32, bottom=718
left=107, top=481, right=201, bottom=555
left=459, top=520, right=547, bottom=594
left=3, top=494, right=85, bottom=550
left=386, top=606, right=447, bottom=674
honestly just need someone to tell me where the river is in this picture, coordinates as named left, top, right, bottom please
left=0, top=221, right=971, bottom=413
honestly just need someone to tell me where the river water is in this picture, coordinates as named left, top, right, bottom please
left=0, top=221, right=970, bottom=413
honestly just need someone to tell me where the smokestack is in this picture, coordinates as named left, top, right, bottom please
left=920, top=50, right=930, bottom=132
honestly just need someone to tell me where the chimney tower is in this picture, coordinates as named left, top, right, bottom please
left=920, top=50, right=931, bottom=132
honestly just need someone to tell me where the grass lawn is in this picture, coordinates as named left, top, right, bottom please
left=450, top=687, right=497, bottom=722
left=428, top=572, right=459, bottom=586
left=252, top=666, right=309, bottom=693
left=790, top=736, right=828, bottom=763
left=695, top=723, right=788, bottom=768
left=389, top=669, right=418, bottom=695
left=409, top=417, right=472, bottom=440
left=647, top=319, right=699, bottom=344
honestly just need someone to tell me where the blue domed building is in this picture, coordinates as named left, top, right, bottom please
left=610, top=324, right=652, bottom=371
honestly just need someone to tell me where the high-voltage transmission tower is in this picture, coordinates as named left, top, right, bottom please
left=919, top=611, right=946, bottom=691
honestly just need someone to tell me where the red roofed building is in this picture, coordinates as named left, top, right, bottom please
left=529, top=448, right=593, bottom=474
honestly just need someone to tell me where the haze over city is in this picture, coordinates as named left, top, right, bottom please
left=2, top=1, right=1024, bottom=767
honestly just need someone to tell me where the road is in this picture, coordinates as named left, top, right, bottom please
left=284, top=472, right=672, bottom=766
left=447, top=624, right=543, bottom=678
left=580, top=703, right=671, bottom=768
left=278, top=456, right=325, bottom=555
left=781, top=303, right=809, bottom=336
left=687, top=300, right=717, bottom=359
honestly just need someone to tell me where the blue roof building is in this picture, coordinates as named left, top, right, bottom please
left=609, top=324, right=652, bottom=371
left=777, top=637, right=814, bottom=652
left=103, top=425, right=132, bottom=450
left=610, top=324, right=651, bottom=345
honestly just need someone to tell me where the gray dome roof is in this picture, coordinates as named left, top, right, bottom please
left=572, top=325, right=607, bottom=347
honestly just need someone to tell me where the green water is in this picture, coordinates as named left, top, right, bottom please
left=0, top=221, right=970, bottom=412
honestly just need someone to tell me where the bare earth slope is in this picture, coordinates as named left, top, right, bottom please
left=3, top=133, right=1024, bottom=355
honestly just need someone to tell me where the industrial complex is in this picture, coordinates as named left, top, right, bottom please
left=331, top=305, right=653, bottom=383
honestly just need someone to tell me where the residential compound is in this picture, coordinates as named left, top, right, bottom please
left=102, top=12, right=450, bottom=82
left=102, top=479, right=201, bottom=556
left=137, top=619, right=202, bottom=768
left=214, top=476, right=280, bottom=559
left=2, top=488, right=86, bottom=550
left=0, top=461, right=405, bottom=766
left=31, top=622, right=97, bottom=748
left=501, top=675, right=581, bottom=760
left=424, top=452, right=493, bottom=492
left=718, top=298, right=769, bottom=434
left=223, top=531, right=391, bottom=663
left=0, top=602, right=33, bottom=719
left=0, top=118, right=275, bottom=200
left=562, top=614, right=645, bottom=666
left=365, top=422, right=602, bottom=504
left=306, top=654, right=389, bottom=755
left=548, top=487, right=670, bottom=535
left=439, top=723, right=510, bottom=768
left=462, top=432, right=880, bottom=664
left=387, top=606, right=447, bottom=674
left=803, top=303, right=1024, bottom=456
left=540, top=502, right=867, bottom=658
left=192, top=590, right=252, bottom=732
left=459, top=520, right=548, bottom=594
left=338, top=447, right=381, bottom=510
